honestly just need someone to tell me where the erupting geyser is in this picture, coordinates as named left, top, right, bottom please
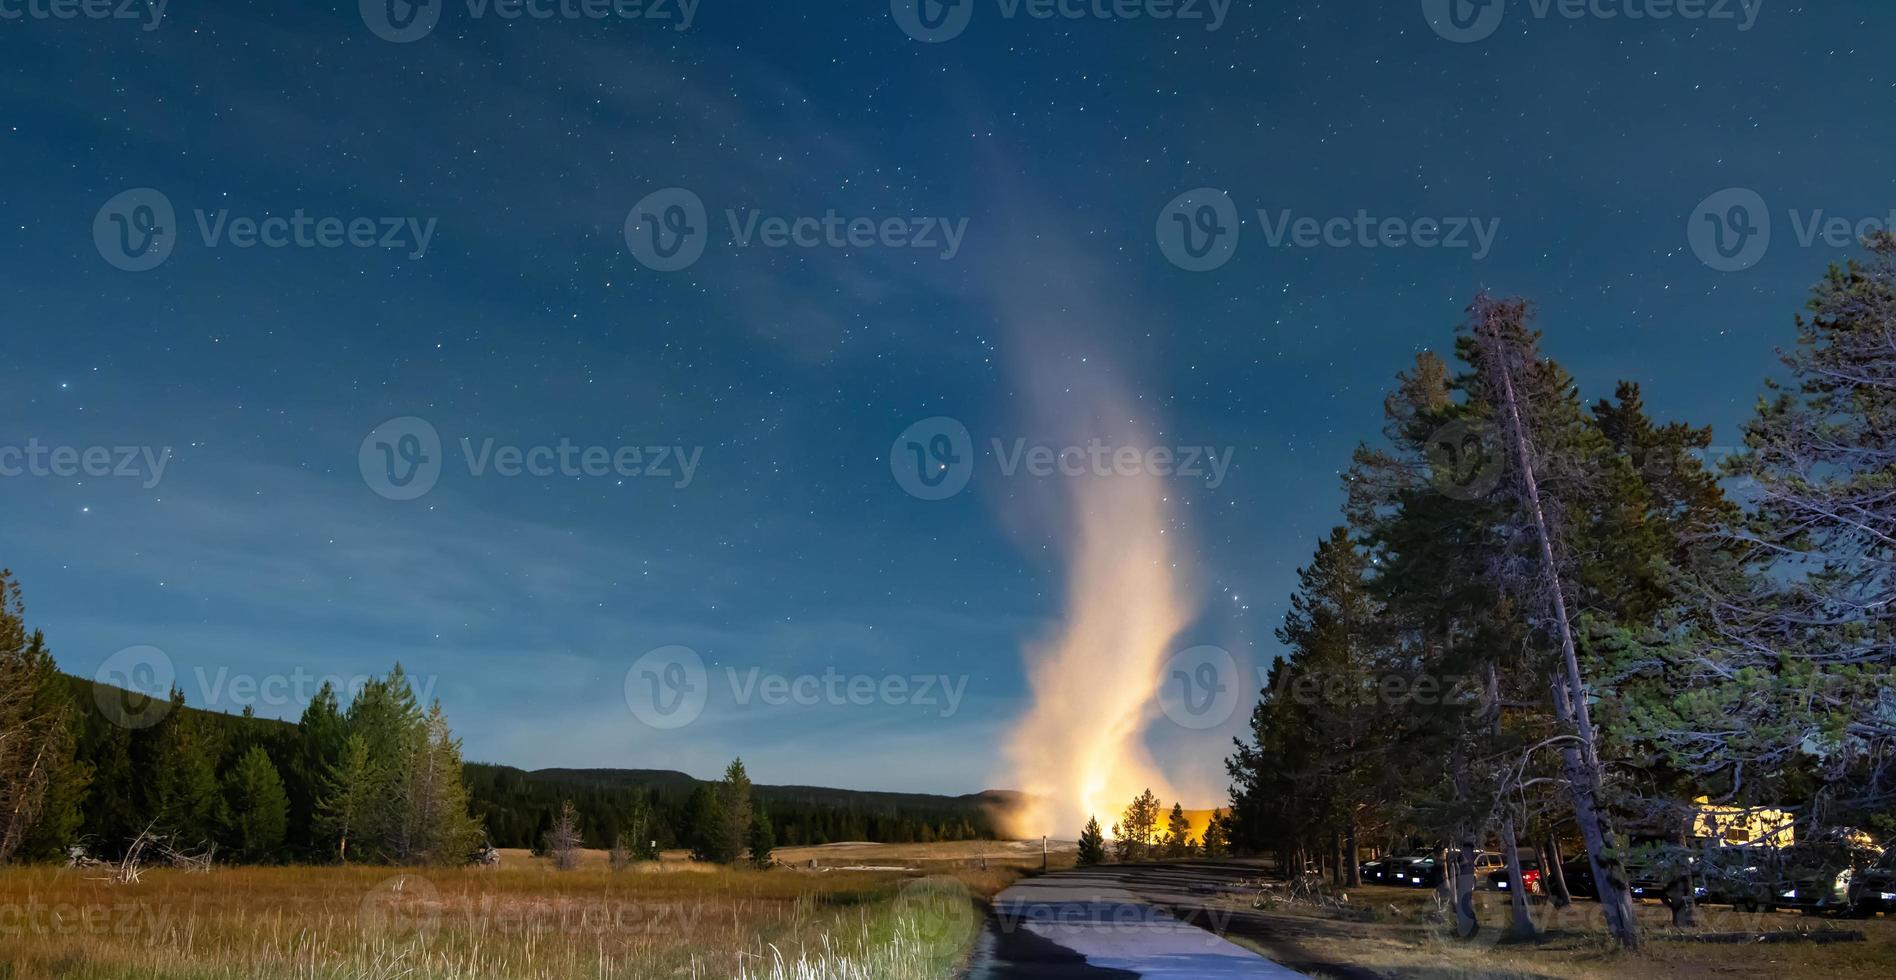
left=996, top=413, right=1198, bottom=839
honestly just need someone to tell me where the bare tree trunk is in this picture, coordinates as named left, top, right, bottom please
left=1346, top=819, right=1361, bottom=887
left=1501, top=818, right=1539, bottom=939
left=1456, top=836, right=1481, bottom=938
left=1479, top=303, right=1642, bottom=949
left=1331, top=829, right=1345, bottom=888
left=1543, top=833, right=1572, bottom=907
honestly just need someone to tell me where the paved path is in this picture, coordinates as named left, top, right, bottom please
left=967, top=866, right=1309, bottom=979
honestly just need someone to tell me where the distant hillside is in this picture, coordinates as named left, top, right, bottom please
left=67, top=673, right=1018, bottom=848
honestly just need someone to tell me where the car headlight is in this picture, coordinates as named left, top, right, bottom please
left=1694, top=886, right=1708, bottom=897
left=1781, top=889, right=1797, bottom=899
left=1880, top=891, right=1896, bottom=901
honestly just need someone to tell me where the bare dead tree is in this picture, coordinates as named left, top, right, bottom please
left=545, top=799, right=582, bottom=871
left=1471, top=295, right=1642, bottom=949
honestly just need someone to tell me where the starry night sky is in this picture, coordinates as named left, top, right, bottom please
left=3, top=1, right=1892, bottom=795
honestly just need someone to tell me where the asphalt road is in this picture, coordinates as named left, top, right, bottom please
left=965, top=864, right=1311, bottom=979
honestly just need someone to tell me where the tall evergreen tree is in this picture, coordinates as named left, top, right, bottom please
left=148, top=689, right=223, bottom=848
left=0, top=572, right=90, bottom=862
left=747, top=804, right=775, bottom=868
left=1076, top=816, right=1106, bottom=866
left=1640, top=235, right=1896, bottom=826
left=315, top=733, right=378, bottom=863
left=222, top=745, right=289, bottom=861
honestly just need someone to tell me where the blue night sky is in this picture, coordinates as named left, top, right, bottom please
left=3, top=1, right=1891, bottom=796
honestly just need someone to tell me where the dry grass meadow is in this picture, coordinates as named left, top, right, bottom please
left=0, top=842, right=1040, bottom=980
left=1215, top=879, right=1896, bottom=980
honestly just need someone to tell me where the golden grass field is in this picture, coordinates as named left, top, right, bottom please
left=0, top=843, right=1033, bottom=980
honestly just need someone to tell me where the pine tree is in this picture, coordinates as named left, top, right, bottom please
left=545, top=799, right=582, bottom=870
left=1115, top=789, right=1162, bottom=862
left=289, top=683, right=347, bottom=858
left=715, top=759, right=754, bottom=865
left=315, top=733, right=378, bottom=863
left=405, top=701, right=482, bottom=864
left=1076, top=816, right=1106, bottom=866
left=149, top=690, right=222, bottom=848
left=0, top=572, right=90, bottom=862
left=222, top=745, right=289, bottom=861
left=686, top=783, right=730, bottom=863
left=747, top=805, right=775, bottom=868
left=1200, top=810, right=1229, bottom=858
left=1163, top=803, right=1192, bottom=859
left=1645, top=235, right=1896, bottom=823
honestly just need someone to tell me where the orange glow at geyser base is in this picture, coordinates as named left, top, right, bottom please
left=996, top=449, right=1200, bottom=841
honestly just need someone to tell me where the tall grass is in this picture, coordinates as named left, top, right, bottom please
left=0, top=864, right=996, bottom=980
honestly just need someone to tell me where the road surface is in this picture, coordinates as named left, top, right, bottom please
left=966, top=864, right=1310, bottom=979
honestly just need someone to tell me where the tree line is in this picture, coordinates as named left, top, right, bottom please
left=0, top=582, right=999, bottom=866
left=1224, top=236, right=1895, bottom=947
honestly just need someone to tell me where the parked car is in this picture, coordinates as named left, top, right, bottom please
left=1559, top=856, right=1598, bottom=899
left=1773, top=841, right=1882, bottom=913
left=1393, top=850, right=1504, bottom=888
left=1362, top=849, right=1433, bottom=885
left=1847, top=846, right=1896, bottom=917
left=1487, top=854, right=1542, bottom=894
